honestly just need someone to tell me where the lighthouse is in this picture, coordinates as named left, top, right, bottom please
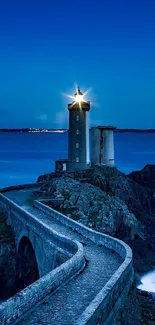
left=67, top=87, right=91, bottom=172
left=55, top=86, right=116, bottom=173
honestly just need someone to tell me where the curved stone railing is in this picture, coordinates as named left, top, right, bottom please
left=0, top=194, right=85, bottom=325
left=34, top=200, right=133, bottom=325
left=0, top=194, right=77, bottom=257
left=0, top=182, right=45, bottom=193
left=0, top=183, right=133, bottom=325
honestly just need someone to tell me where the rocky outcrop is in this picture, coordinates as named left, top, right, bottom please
left=0, top=213, right=16, bottom=299
left=137, top=289, right=155, bottom=324
left=37, top=165, right=155, bottom=273
left=128, top=164, right=155, bottom=190
left=40, top=177, right=141, bottom=238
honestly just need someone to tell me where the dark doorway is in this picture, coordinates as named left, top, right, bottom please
left=16, top=236, right=39, bottom=292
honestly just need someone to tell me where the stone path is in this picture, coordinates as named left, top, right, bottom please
left=5, top=189, right=122, bottom=325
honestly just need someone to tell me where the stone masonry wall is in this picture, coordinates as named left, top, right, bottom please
left=112, top=283, right=142, bottom=325
left=34, top=200, right=133, bottom=325
left=0, top=193, right=85, bottom=325
left=0, top=183, right=133, bottom=325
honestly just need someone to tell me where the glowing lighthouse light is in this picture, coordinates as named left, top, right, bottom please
left=75, top=88, right=84, bottom=102
left=63, top=86, right=92, bottom=110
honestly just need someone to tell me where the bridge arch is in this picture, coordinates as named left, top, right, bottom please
left=16, top=236, right=39, bottom=292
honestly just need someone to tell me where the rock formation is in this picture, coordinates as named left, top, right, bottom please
left=128, top=164, right=155, bottom=190
left=37, top=165, right=155, bottom=273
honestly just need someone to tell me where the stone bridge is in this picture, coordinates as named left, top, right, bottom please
left=0, top=183, right=133, bottom=325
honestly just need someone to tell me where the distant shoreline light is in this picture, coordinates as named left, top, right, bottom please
left=0, top=129, right=68, bottom=133
left=28, top=128, right=67, bottom=133
left=0, top=128, right=155, bottom=133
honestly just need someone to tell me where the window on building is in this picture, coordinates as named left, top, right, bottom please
left=76, top=143, right=79, bottom=148
left=76, top=157, right=79, bottom=162
left=76, top=115, right=79, bottom=121
left=76, top=129, right=79, bottom=135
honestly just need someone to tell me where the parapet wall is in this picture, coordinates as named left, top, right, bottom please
left=0, top=194, right=78, bottom=259
left=0, top=181, right=133, bottom=325
left=34, top=200, right=133, bottom=325
left=0, top=193, right=85, bottom=325
left=0, top=182, right=45, bottom=193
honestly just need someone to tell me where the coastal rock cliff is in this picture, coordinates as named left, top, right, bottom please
left=40, top=177, right=141, bottom=238
left=37, top=165, right=155, bottom=273
left=128, top=164, right=155, bottom=190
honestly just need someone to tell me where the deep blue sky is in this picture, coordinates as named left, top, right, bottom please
left=0, top=0, right=155, bottom=128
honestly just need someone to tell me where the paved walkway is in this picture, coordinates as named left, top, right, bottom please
left=5, top=189, right=122, bottom=325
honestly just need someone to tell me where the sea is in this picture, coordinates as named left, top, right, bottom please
left=0, top=131, right=155, bottom=188
left=0, top=131, right=155, bottom=293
